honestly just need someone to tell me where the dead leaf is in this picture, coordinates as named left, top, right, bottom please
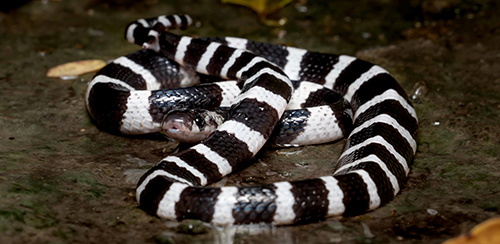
left=221, top=0, right=292, bottom=26
left=46, top=59, right=107, bottom=78
left=442, top=217, right=500, bottom=244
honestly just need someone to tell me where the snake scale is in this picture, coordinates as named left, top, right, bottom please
left=85, top=14, right=418, bottom=225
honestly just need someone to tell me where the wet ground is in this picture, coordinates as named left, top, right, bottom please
left=1, top=0, right=499, bottom=243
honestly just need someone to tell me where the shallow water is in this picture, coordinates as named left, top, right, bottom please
left=1, top=0, right=499, bottom=243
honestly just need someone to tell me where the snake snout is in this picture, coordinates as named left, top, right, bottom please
left=162, top=111, right=207, bottom=143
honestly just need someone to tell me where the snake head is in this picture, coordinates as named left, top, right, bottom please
left=161, top=109, right=224, bottom=143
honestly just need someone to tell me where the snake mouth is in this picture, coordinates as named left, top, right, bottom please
left=162, top=111, right=210, bottom=143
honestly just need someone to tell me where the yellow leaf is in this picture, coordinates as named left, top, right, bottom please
left=221, top=0, right=293, bottom=26
left=46, top=59, right=107, bottom=78
left=443, top=217, right=500, bottom=244
left=221, top=0, right=292, bottom=15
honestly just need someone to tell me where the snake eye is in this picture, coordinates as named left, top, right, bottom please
left=194, top=115, right=205, bottom=128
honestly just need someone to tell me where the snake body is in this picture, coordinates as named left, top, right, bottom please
left=86, top=15, right=418, bottom=225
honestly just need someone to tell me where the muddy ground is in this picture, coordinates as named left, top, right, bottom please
left=0, top=0, right=499, bottom=243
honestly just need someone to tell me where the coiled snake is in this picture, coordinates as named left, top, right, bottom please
left=86, top=14, right=418, bottom=225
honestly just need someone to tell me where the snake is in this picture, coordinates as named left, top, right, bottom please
left=85, top=14, right=418, bottom=225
